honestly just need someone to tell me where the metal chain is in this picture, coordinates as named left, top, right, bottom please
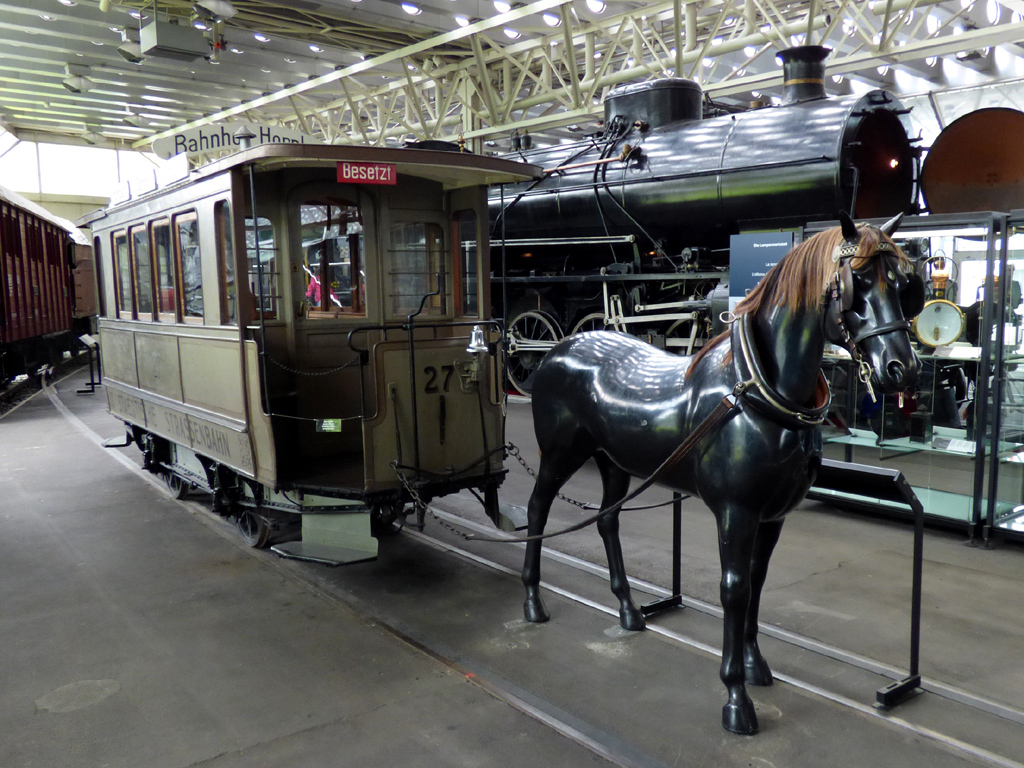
left=267, top=355, right=361, bottom=377
left=391, top=462, right=476, bottom=540
left=505, top=442, right=592, bottom=510
left=391, top=440, right=675, bottom=541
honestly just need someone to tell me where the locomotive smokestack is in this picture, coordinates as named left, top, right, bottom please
left=778, top=45, right=831, bottom=104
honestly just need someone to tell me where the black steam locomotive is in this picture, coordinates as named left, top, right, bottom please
left=489, top=46, right=919, bottom=393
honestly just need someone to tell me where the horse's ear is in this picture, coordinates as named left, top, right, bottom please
left=837, top=210, right=859, bottom=241
left=879, top=212, right=904, bottom=237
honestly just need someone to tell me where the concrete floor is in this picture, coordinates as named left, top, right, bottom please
left=2, top=367, right=1023, bottom=767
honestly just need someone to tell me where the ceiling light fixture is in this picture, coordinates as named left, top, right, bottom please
left=117, top=41, right=144, bottom=63
left=62, top=75, right=95, bottom=93
left=253, top=32, right=270, bottom=42
left=455, top=14, right=470, bottom=25
left=586, top=0, right=606, bottom=13
left=309, top=44, right=323, bottom=52
left=503, top=27, right=520, bottom=38
left=402, top=2, right=421, bottom=14
left=494, top=0, right=511, bottom=12
left=542, top=12, right=560, bottom=26
left=194, top=0, right=238, bottom=19
left=58, top=0, right=77, bottom=5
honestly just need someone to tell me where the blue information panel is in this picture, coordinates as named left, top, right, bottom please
left=728, top=231, right=796, bottom=311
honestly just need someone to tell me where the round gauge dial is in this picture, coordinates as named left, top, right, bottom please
left=913, top=299, right=965, bottom=347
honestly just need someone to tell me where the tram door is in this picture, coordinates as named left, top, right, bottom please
left=362, top=202, right=503, bottom=493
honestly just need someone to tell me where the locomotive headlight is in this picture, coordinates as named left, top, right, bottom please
left=889, top=158, right=899, bottom=169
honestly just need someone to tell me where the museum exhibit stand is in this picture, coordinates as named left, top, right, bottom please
left=810, top=212, right=1024, bottom=545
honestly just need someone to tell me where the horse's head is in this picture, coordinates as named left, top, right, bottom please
left=825, top=212, right=923, bottom=395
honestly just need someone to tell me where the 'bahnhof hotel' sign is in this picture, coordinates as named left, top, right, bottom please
left=152, top=122, right=318, bottom=159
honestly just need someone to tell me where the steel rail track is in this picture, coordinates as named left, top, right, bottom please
left=44, top=378, right=1024, bottom=768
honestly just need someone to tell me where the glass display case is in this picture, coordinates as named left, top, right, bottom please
left=812, top=212, right=1024, bottom=544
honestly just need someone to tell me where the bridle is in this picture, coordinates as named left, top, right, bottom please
left=824, top=212, right=921, bottom=401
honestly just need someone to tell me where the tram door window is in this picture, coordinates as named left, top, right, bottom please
left=299, top=199, right=364, bottom=317
left=388, top=222, right=446, bottom=317
left=113, top=231, right=133, bottom=319
left=152, top=219, right=175, bottom=321
left=131, top=225, right=154, bottom=318
left=216, top=201, right=236, bottom=325
left=175, top=212, right=203, bottom=322
left=454, top=210, right=478, bottom=317
left=92, top=235, right=106, bottom=318
left=245, top=215, right=278, bottom=321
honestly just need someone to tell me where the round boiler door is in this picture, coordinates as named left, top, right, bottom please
left=913, top=299, right=965, bottom=347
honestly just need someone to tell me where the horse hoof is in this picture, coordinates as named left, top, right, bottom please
left=524, top=599, right=550, bottom=624
left=744, top=657, right=774, bottom=687
left=619, top=606, right=646, bottom=632
left=722, top=702, right=759, bottom=735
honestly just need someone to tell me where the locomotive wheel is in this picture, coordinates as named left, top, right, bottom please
left=570, top=312, right=608, bottom=335
left=507, top=309, right=562, bottom=395
left=236, top=509, right=271, bottom=549
left=164, top=472, right=190, bottom=500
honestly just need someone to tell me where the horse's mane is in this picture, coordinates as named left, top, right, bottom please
left=687, top=223, right=911, bottom=374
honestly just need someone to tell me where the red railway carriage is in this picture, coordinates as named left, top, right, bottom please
left=0, top=184, right=95, bottom=384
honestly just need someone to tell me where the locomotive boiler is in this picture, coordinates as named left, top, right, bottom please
left=490, top=46, right=919, bottom=392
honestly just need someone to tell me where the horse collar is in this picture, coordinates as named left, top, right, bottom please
left=731, top=314, right=831, bottom=430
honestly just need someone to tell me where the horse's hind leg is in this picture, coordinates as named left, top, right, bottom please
left=744, top=519, right=784, bottom=686
left=522, top=451, right=590, bottom=623
left=595, top=454, right=645, bottom=631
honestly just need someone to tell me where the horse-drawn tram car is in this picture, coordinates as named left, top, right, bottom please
left=87, top=143, right=541, bottom=564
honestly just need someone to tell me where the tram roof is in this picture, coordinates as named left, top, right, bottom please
left=195, top=143, right=544, bottom=190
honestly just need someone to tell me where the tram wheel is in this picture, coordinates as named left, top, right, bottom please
left=371, top=500, right=406, bottom=537
left=164, top=472, right=190, bottom=500
left=570, top=312, right=608, bottom=335
left=507, top=309, right=562, bottom=396
left=236, top=509, right=271, bottom=549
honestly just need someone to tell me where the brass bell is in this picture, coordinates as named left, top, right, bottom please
left=466, top=324, right=489, bottom=354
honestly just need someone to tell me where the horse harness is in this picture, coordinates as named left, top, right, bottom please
left=824, top=232, right=923, bottom=400
left=467, top=223, right=921, bottom=545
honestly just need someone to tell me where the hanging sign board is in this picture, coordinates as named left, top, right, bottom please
left=337, top=161, right=397, bottom=185
left=728, top=231, right=796, bottom=311
left=152, top=122, right=318, bottom=160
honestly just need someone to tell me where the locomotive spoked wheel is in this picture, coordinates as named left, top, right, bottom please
left=236, top=509, right=271, bottom=549
left=371, top=500, right=406, bottom=537
left=164, top=472, right=191, bottom=500
left=507, top=310, right=562, bottom=396
left=570, top=312, right=608, bottom=335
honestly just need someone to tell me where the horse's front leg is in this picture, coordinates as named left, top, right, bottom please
left=744, top=519, right=784, bottom=686
left=595, top=456, right=644, bottom=631
left=716, top=506, right=761, bottom=735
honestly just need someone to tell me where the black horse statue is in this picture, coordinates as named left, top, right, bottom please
left=520, top=213, right=924, bottom=735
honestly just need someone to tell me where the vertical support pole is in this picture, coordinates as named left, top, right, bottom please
left=876, top=475, right=924, bottom=708
left=641, top=492, right=685, bottom=618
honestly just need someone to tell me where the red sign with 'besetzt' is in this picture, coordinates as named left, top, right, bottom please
left=337, top=161, right=397, bottom=185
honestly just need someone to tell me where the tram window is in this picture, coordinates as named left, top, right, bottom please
left=454, top=210, right=478, bottom=316
left=113, top=231, right=133, bottom=318
left=216, top=201, right=236, bottom=325
left=131, top=225, right=154, bottom=318
left=299, top=199, right=364, bottom=318
left=152, top=219, right=175, bottom=321
left=175, top=212, right=203, bottom=322
left=245, top=215, right=277, bottom=321
left=388, top=222, right=446, bottom=317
